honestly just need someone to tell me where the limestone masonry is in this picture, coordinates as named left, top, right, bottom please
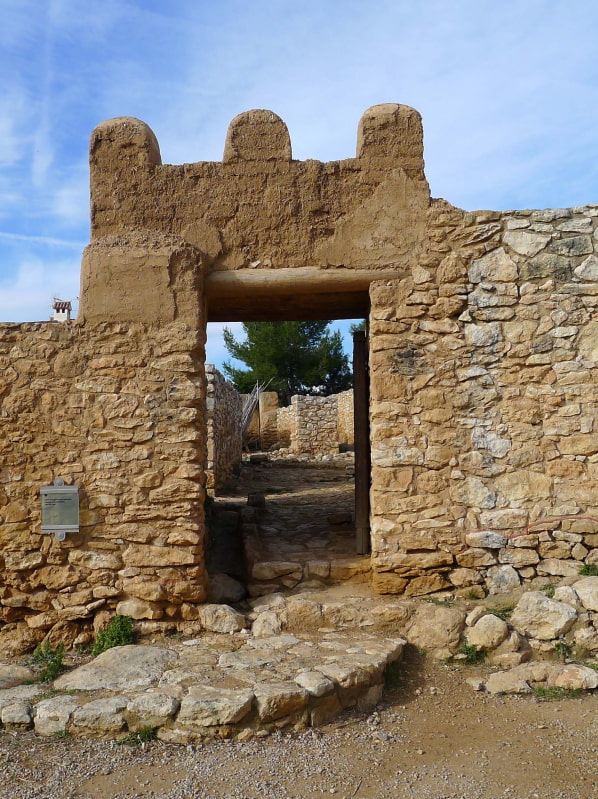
left=205, top=365, right=242, bottom=493
left=2, top=103, right=598, bottom=645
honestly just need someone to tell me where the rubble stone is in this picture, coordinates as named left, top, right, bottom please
left=510, top=592, right=577, bottom=640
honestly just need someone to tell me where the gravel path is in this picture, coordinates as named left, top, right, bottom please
left=2, top=651, right=596, bottom=799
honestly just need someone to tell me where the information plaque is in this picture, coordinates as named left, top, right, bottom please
left=41, top=479, right=79, bottom=541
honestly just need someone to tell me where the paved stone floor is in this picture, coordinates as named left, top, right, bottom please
left=216, top=453, right=372, bottom=593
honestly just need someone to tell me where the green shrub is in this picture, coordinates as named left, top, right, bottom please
left=555, top=639, right=572, bottom=661
left=422, top=597, right=454, bottom=607
left=92, top=615, right=134, bottom=656
left=579, top=563, right=598, bottom=577
left=29, top=642, right=65, bottom=683
left=457, top=642, right=486, bottom=665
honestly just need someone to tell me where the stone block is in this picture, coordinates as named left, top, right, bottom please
left=116, top=599, right=164, bottom=620
left=122, top=544, right=200, bottom=567
left=71, top=696, right=128, bottom=736
left=448, top=568, right=483, bottom=587
left=456, top=548, right=497, bottom=568
left=254, top=682, right=308, bottom=722
left=498, top=548, right=539, bottom=567
left=466, top=614, right=509, bottom=651
left=404, top=604, right=465, bottom=656
left=198, top=604, right=246, bottom=633
left=572, top=577, right=598, bottom=611
left=404, top=573, right=451, bottom=596
left=34, top=696, right=80, bottom=736
left=485, top=565, right=521, bottom=595
left=1, top=701, right=33, bottom=729
left=178, top=685, right=253, bottom=726
left=510, top=592, right=577, bottom=640
left=465, top=531, right=507, bottom=549
left=372, top=571, right=409, bottom=594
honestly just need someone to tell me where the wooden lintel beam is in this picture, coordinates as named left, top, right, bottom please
left=205, top=267, right=405, bottom=298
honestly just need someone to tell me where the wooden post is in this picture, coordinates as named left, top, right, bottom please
left=353, top=330, right=370, bottom=555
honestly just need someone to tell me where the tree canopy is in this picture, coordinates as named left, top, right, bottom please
left=222, top=321, right=352, bottom=404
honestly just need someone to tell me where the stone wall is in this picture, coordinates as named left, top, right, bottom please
left=337, top=390, right=354, bottom=448
left=369, top=203, right=598, bottom=596
left=274, top=391, right=353, bottom=455
left=205, top=365, right=242, bottom=493
left=289, top=395, right=339, bottom=457
left=0, top=319, right=208, bottom=644
left=85, top=106, right=430, bottom=324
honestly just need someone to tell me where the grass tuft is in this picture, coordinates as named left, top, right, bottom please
left=117, top=726, right=157, bottom=746
left=489, top=605, right=515, bottom=621
left=578, top=563, right=598, bottom=577
left=555, top=639, right=572, bottom=661
left=534, top=686, right=582, bottom=701
left=422, top=597, right=454, bottom=607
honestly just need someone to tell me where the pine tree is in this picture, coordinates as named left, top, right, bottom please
left=222, top=321, right=352, bottom=405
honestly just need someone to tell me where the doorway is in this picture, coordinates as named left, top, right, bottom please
left=205, top=298, right=371, bottom=595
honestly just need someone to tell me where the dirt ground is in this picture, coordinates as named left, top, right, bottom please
left=1, top=648, right=597, bottom=799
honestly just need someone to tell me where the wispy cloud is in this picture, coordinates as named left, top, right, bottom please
left=46, top=164, right=90, bottom=228
left=0, top=231, right=85, bottom=247
left=0, top=90, right=30, bottom=168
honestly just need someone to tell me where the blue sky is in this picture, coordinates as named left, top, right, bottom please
left=2, top=0, right=598, bottom=369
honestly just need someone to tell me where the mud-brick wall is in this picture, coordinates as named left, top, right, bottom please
left=0, top=320, right=208, bottom=646
left=290, top=395, right=338, bottom=456
left=258, top=392, right=280, bottom=449
left=369, top=202, right=598, bottom=597
left=337, top=390, right=354, bottom=448
left=277, top=404, right=293, bottom=447
left=242, top=391, right=280, bottom=450
left=205, top=365, right=242, bottom=493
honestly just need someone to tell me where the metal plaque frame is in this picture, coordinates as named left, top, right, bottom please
left=41, top=479, right=79, bottom=541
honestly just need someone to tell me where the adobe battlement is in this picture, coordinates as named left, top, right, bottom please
left=80, top=105, right=432, bottom=324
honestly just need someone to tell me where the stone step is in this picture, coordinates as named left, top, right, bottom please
left=247, top=556, right=372, bottom=596
left=0, top=632, right=405, bottom=743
